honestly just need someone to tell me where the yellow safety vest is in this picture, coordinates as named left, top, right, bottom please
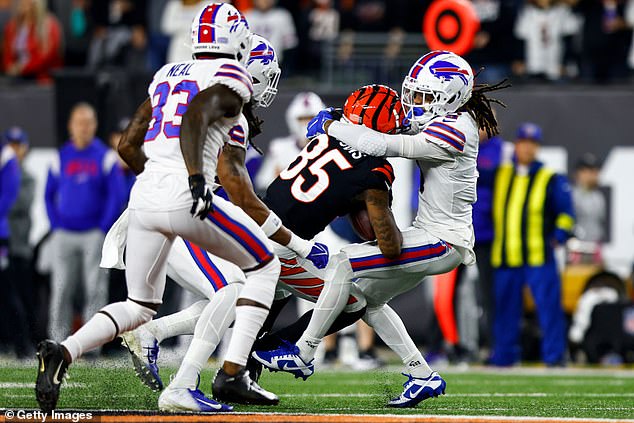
left=491, top=163, right=557, bottom=268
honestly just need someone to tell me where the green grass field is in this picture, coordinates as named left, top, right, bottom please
left=1, top=358, right=634, bottom=420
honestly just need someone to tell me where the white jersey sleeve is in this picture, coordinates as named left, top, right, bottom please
left=226, top=114, right=250, bottom=150
left=328, top=120, right=454, bottom=162
left=420, top=113, right=478, bottom=156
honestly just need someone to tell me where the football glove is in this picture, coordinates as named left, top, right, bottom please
left=402, top=107, right=424, bottom=131
left=306, top=108, right=342, bottom=139
left=306, top=242, right=329, bottom=269
left=188, top=174, right=213, bottom=220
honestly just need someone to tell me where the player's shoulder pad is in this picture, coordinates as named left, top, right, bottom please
left=207, top=58, right=253, bottom=104
left=422, top=113, right=477, bottom=154
left=226, top=113, right=249, bottom=150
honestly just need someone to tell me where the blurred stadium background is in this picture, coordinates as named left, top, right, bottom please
left=1, top=0, right=634, bottom=419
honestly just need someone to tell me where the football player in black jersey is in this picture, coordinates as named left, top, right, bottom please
left=244, top=85, right=407, bottom=379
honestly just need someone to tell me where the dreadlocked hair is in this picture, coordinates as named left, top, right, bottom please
left=461, top=79, right=511, bottom=139
left=242, top=101, right=264, bottom=155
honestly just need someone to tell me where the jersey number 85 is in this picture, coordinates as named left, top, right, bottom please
left=279, top=135, right=352, bottom=203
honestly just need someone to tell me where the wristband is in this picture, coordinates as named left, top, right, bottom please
left=261, top=211, right=283, bottom=237
left=285, top=232, right=312, bottom=258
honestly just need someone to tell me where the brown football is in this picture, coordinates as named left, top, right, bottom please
left=348, top=208, right=376, bottom=241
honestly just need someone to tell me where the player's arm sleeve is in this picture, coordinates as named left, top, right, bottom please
left=549, top=173, right=575, bottom=244
left=44, top=162, right=60, bottom=230
left=0, top=157, right=20, bottom=220
left=328, top=120, right=454, bottom=162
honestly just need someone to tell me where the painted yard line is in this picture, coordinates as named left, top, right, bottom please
left=0, top=382, right=86, bottom=389
left=437, top=367, right=634, bottom=378
left=456, top=379, right=629, bottom=386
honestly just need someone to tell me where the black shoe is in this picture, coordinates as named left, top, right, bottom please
left=245, top=355, right=264, bottom=383
left=35, top=340, right=70, bottom=412
left=212, top=368, right=279, bottom=405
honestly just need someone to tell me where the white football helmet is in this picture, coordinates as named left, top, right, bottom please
left=285, top=92, right=325, bottom=141
left=402, top=50, right=474, bottom=125
left=190, top=3, right=252, bottom=65
left=247, top=34, right=281, bottom=108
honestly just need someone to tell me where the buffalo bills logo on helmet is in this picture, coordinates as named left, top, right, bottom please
left=227, top=12, right=249, bottom=32
left=429, top=60, right=470, bottom=84
left=248, top=41, right=275, bottom=65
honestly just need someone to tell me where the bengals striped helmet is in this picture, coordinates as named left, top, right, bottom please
left=343, top=85, right=404, bottom=134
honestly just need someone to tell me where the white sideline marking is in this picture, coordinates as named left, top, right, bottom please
left=0, top=382, right=86, bottom=389
left=283, top=392, right=634, bottom=398
left=3, top=386, right=632, bottom=399
left=457, top=379, right=628, bottom=386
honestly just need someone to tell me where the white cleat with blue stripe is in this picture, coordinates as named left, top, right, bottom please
left=388, top=371, right=446, bottom=408
left=120, top=328, right=163, bottom=392
left=158, top=385, right=233, bottom=412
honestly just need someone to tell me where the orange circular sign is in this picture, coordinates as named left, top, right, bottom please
left=423, top=0, right=480, bottom=56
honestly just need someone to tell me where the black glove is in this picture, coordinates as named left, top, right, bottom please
left=188, top=174, right=213, bottom=220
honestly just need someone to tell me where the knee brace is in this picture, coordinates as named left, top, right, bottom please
left=99, top=299, right=157, bottom=336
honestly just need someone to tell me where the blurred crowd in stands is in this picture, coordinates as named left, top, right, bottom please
left=2, top=0, right=634, bottom=85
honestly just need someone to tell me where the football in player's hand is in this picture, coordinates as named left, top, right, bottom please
left=348, top=208, right=376, bottom=241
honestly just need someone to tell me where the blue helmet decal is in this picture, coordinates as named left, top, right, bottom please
left=248, top=41, right=275, bottom=65
left=429, top=60, right=470, bottom=84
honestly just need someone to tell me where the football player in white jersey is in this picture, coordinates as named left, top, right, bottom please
left=35, top=3, right=327, bottom=412
left=254, top=50, right=509, bottom=407
left=107, top=34, right=292, bottom=412
left=254, top=91, right=325, bottom=191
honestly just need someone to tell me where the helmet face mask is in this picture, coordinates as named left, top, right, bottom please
left=402, top=50, right=474, bottom=126
left=247, top=34, right=281, bottom=108
left=190, top=3, right=252, bottom=65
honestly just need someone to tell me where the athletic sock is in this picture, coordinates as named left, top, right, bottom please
left=224, top=305, right=269, bottom=366
left=144, top=300, right=207, bottom=343
left=170, top=284, right=240, bottom=388
left=404, top=352, right=433, bottom=379
left=61, top=313, right=117, bottom=362
left=363, top=304, right=432, bottom=378
left=169, top=339, right=214, bottom=389
left=296, top=253, right=353, bottom=363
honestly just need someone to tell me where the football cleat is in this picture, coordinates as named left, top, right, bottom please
left=251, top=340, right=314, bottom=380
left=212, top=368, right=279, bottom=405
left=121, top=328, right=163, bottom=391
left=245, top=354, right=264, bottom=383
left=158, top=385, right=233, bottom=412
left=35, top=340, right=70, bottom=413
left=388, top=371, right=446, bottom=408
